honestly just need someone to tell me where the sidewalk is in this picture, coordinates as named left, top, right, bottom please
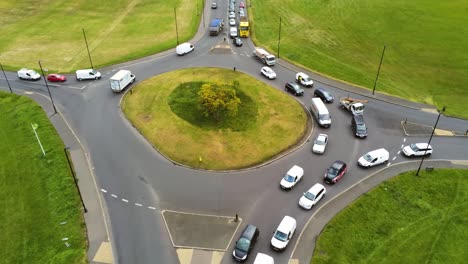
left=291, top=160, right=468, bottom=264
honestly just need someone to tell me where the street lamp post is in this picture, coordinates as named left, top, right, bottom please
left=415, top=106, right=445, bottom=176
left=277, top=17, right=282, bottom=59
left=373, top=44, right=386, bottom=95
left=82, top=28, right=94, bottom=69
left=38, top=61, right=57, bottom=114
left=174, top=7, right=180, bottom=46
left=0, top=62, right=13, bottom=93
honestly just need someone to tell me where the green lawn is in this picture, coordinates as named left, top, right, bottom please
left=250, top=0, right=468, bottom=118
left=0, top=92, right=87, bottom=263
left=313, top=169, right=468, bottom=264
left=122, top=68, right=308, bottom=170
left=0, top=0, right=203, bottom=72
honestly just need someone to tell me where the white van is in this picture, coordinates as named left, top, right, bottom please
left=358, top=148, right=389, bottom=168
left=310, top=97, right=331, bottom=128
left=253, top=253, right=274, bottom=264
left=176, top=42, right=194, bottom=55
left=230, top=27, right=238, bottom=38
left=271, top=216, right=296, bottom=251
left=76, top=69, right=101, bottom=81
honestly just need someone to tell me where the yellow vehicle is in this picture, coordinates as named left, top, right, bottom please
left=239, top=17, right=249, bottom=38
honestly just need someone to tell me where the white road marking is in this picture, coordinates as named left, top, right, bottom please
left=101, top=189, right=107, bottom=193
left=135, top=203, right=143, bottom=207
left=387, top=162, right=391, bottom=167
left=392, top=157, right=397, bottom=161
left=403, top=138, right=406, bottom=142
left=111, top=194, right=118, bottom=198
left=122, top=199, right=129, bottom=203
left=397, top=150, right=401, bottom=155
left=148, top=206, right=156, bottom=210
left=401, top=144, right=404, bottom=148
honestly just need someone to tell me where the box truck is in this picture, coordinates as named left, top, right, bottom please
left=253, top=48, right=276, bottom=66
left=110, top=70, right=135, bottom=93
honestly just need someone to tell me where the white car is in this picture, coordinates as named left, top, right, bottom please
left=299, top=183, right=326, bottom=210
left=280, top=165, right=304, bottom=190
left=230, top=27, right=238, bottom=38
left=312, top=133, right=328, bottom=154
left=358, top=148, right=389, bottom=168
left=229, top=12, right=236, bottom=19
left=176, top=42, right=194, bottom=55
left=229, top=18, right=236, bottom=26
left=296, top=72, right=314, bottom=87
left=402, top=143, right=433, bottom=157
left=271, top=216, right=296, bottom=251
left=260, top=66, right=276, bottom=79
left=17, top=68, right=41, bottom=80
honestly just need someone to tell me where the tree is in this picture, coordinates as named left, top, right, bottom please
left=198, top=82, right=241, bottom=121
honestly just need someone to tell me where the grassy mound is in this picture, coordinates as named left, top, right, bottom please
left=122, top=68, right=308, bottom=170
left=313, top=169, right=468, bottom=263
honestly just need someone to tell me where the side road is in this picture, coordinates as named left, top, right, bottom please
left=18, top=91, right=112, bottom=264
left=290, top=159, right=468, bottom=264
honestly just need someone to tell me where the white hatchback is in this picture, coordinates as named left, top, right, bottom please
left=402, top=143, right=433, bottom=157
left=312, top=133, right=328, bottom=154
left=260, top=66, right=276, bottom=79
left=230, top=27, right=238, bottom=38
left=176, top=42, right=194, bottom=55
left=229, top=18, right=236, bottom=26
left=299, top=183, right=326, bottom=210
left=280, top=165, right=304, bottom=190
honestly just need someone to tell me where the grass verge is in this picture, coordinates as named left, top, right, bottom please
left=0, top=92, right=87, bottom=263
left=0, top=0, right=203, bottom=72
left=313, top=169, right=468, bottom=264
left=122, top=68, right=308, bottom=170
left=250, top=0, right=468, bottom=118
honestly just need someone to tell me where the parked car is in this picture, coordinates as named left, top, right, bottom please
left=260, top=66, right=276, bottom=79
left=17, top=68, right=41, bottom=80
left=229, top=12, right=236, bottom=19
left=285, top=82, right=304, bottom=96
left=230, top=27, right=238, bottom=38
left=47, top=74, right=66, bottom=82
left=312, top=133, right=328, bottom=154
left=211, top=2, right=217, bottom=9
left=358, top=148, right=389, bottom=168
left=313, top=88, right=334, bottom=103
left=299, top=183, right=326, bottom=210
left=324, top=160, right=347, bottom=184
left=176, top=42, right=194, bottom=55
left=351, top=115, right=367, bottom=138
left=280, top=165, right=304, bottom=190
left=402, top=143, right=433, bottom=157
left=271, top=216, right=296, bottom=251
left=239, top=9, right=245, bottom=17
left=229, top=18, right=236, bottom=26
left=239, top=2, right=245, bottom=8
left=234, top=37, right=243, bottom=47
left=232, top=224, right=259, bottom=262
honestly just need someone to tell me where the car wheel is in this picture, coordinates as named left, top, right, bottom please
left=427, top=153, right=431, bottom=156
left=78, top=78, right=82, bottom=81
left=95, top=76, right=99, bottom=80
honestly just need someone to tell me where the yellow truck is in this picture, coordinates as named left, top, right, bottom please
left=239, top=17, right=249, bottom=38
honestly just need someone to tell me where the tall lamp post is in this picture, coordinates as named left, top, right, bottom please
left=0, top=62, right=13, bottom=93
left=415, top=106, right=445, bottom=176
left=174, top=7, right=180, bottom=46
left=372, top=44, right=386, bottom=95
left=38, top=61, right=57, bottom=114
left=82, top=28, right=94, bottom=69
left=277, top=17, right=282, bottom=59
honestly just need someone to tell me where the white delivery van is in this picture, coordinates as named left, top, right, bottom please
left=76, top=69, right=101, bottom=81
left=253, top=253, right=274, bottom=264
left=110, top=70, right=135, bottom=93
left=271, top=216, right=296, bottom=251
left=17, top=68, right=41, bottom=80
left=310, top=97, right=331, bottom=128
left=176, top=43, right=194, bottom=55
left=358, top=148, right=389, bottom=168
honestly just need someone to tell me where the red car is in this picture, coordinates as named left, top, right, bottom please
left=47, top=74, right=67, bottom=82
left=324, top=160, right=348, bottom=184
left=239, top=2, right=245, bottom=8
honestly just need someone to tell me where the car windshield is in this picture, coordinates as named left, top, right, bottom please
left=410, top=144, right=421, bottom=152
left=319, top=114, right=330, bottom=120
left=357, top=124, right=366, bottom=131
left=304, top=191, right=316, bottom=201
left=322, top=91, right=332, bottom=98
left=274, top=230, right=288, bottom=242
left=303, top=77, right=311, bottom=82
left=236, top=237, right=250, bottom=252
left=283, top=174, right=295, bottom=183
left=327, top=167, right=338, bottom=177
left=364, top=154, right=373, bottom=162
left=315, top=138, right=325, bottom=145
left=92, top=69, right=98, bottom=74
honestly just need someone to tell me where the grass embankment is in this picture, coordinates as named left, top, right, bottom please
left=122, top=68, right=307, bottom=170
left=313, top=169, right=468, bottom=264
left=250, top=0, right=468, bottom=118
left=0, top=92, right=87, bottom=263
left=0, top=0, right=203, bottom=72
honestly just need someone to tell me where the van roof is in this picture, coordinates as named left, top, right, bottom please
left=369, top=148, right=389, bottom=157
left=277, top=216, right=296, bottom=232
left=110, top=70, right=130, bottom=80
left=311, top=97, right=329, bottom=114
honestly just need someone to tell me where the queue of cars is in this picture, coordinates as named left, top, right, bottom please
left=17, top=68, right=101, bottom=82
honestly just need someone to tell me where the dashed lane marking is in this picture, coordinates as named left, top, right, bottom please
left=148, top=206, right=156, bottom=210
left=135, top=203, right=143, bottom=207
left=403, top=138, right=407, bottom=142
left=392, top=157, right=397, bottom=161
left=401, top=144, right=404, bottom=148
left=111, top=194, right=118, bottom=198
left=397, top=150, right=401, bottom=155
left=101, top=189, right=107, bottom=193
left=122, top=199, right=129, bottom=203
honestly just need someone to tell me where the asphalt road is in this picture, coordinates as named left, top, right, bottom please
left=1, top=1, right=468, bottom=264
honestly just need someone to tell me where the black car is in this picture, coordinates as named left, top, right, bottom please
left=234, top=37, right=243, bottom=47
left=285, top=82, right=304, bottom=96
left=314, top=88, right=334, bottom=103
left=232, top=224, right=259, bottom=262
left=324, top=160, right=347, bottom=184
left=351, top=115, right=367, bottom=138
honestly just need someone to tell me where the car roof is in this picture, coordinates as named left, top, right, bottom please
left=317, top=133, right=327, bottom=139
left=368, top=148, right=389, bottom=156
left=414, top=143, right=431, bottom=148
left=287, top=165, right=303, bottom=176
left=278, top=216, right=296, bottom=231
left=332, top=160, right=346, bottom=168
left=308, top=183, right=325, bottom=194
left=241, top=224, right=258, bottom=238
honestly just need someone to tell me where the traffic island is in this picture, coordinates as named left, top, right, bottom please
left=161, top=210, right=242, bottom=251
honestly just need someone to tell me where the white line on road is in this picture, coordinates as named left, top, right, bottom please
left=403, top=138, right=406, bottom=142
left=148, top=206, right=156, bottom=210
left=392, top=157, right=397, bottom=161
left=122, top=199, right=129, bottom=203
left=101, top=189, right=107, bottom=193
left=397, top=150, right=401, bottom=155
left=135, top=203, right=143, bottom=207
left=401, top=144, right=404, bottom=148
left=111, top=194, right=118, bottom=198
left=387, top=162, right=391, bottom=167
